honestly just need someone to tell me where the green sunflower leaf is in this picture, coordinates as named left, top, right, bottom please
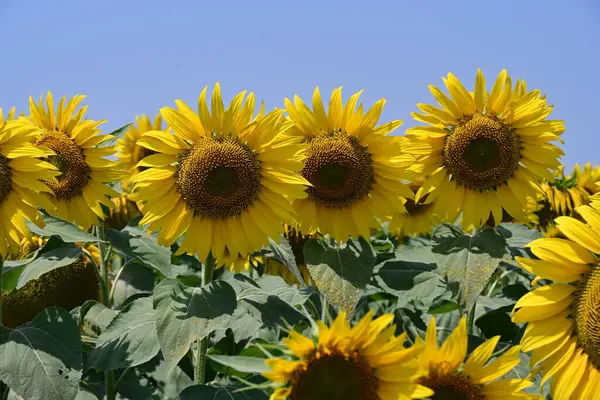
left=84, top=296, right=160, bottom=371
left=78, top=300, right=119, bottom=339
left=153, top=279, right=237, bottom=375
left=179, top=385, right=268, bottom=400
left=432, top=223, right=509, bottom=313
left=16, top=244, right=82, bottom=289
left=107, top=225, right=175, bottom=278
left=207, top=355, right=270, bottom=374
left=0, top=307, right=82, bottom=400
left=266, top=235, right=306, bottom=287
left=26, top=214, right=98, bottom=243
left=304, top=236, right=376, bottom=316
left=96, top=123, right=132, bottom=148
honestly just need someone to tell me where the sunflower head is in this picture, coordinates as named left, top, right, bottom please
left=533, top=164, right=597, bottom=237
left=573, top=162, right=600, bottom=195
left=406, top=69, right=565, bottom=230
left=226, top=254, right=263, bottom=273
left=388, top=178, right=440, bottom=238
left=117, top=114, right=165, bottom=190
left=263, top=224, right=313, bottom=285
left=284, top=87, right=419, bottom=242
left=2, top=239, right=100, bottom=328
left=131, top=83, right=309, bottom=266
left=7, top=236, right=47, bottom=260
left=263, top=311, right=432, bottom=400
left=22, top=92, right=122, bottom=228
left=417, top=317, right=539, bottom=399
left=104, top=193, right=144, bottom=231
left=513, top=207, right=600, bottom=399
left=0, top=114, right=60, bottom=257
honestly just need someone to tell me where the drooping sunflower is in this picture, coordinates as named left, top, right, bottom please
left=3, top=236, right=100, bottom=328
left=388, top=176, right=440, bottom=238
left=284, top=87, right=419, bottom=241
left=104, top=192, right=144, bottom=231
left=18, top=92, right=122, bottom=228
left=263, top=310, right=433, bottom=400
left=131, top=84, right=309, bottom=266
left=406, top=69, right=565, bottom=229
left=0, top=111, right=60, bottom=257
left=417, top=317, right=541, bottom=399
left=532, top=163, right=600, bottom=237
left=263, top=224, right=313, bottom=285
left=512, top=206, right=600, bottom=399
left=227, top=254, right=263, bottom=273
left=116, top=114, right=166, bottom=191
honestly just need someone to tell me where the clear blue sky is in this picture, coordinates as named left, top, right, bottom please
left=1, top=0, right=598, bottom=170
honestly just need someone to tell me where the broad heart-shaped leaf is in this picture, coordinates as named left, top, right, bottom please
left=17, top=245, right=82, bottom=289
left=153, top=279, right=237, bottom=374
left=213, top=305, right=263, bottom=343
left=111, top=261, right=155, bottom=307
left=254, top=275, right=314, bottom=306
left=432, top=224, right=508, bottom=313
left=107, top=225, right=175, bottom=278
left=304, top=237, right=376, bottom=315
left=374, top=260, right=449, bottom=310
left=265, top=235, right=306, bottom=287
left=78, top=300, right=119, bottom=338
left=207, top=355, right=270, bottom=374
left=85, top=296, right=160, bottom=371
left=496, top=222, right=542, bottom=248
left=224, top=275, right=305, bottom=328
left=180, top=385, right=268, bottom=400
left=3, top=236, right=81, bottom=291
left=0, top=307, right=82, bottom=400
left=27, top=214, right=98, bottom=243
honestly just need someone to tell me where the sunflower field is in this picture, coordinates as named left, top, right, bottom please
left=0, top=69, right=597, bottom=400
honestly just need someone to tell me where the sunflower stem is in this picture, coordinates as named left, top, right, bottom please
left=96, top=224, right=116, bottom=400
left=466, top=301, right=477, bottom=335
left=194, top=253, right=216, bottom=385
left=96, top=224, right=110, bottom=306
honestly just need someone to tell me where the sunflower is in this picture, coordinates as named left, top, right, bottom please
left=284, top=87, right=418, bottom=242
left=104, top=192, right=144, bottom=230
left=227, top=254, right=263, bottom=273
left=263, top=224, right=313, bottom=285
left=3, top=236, right=100, bottom=328
left=0, top=111, right=60, bottom=257
left=131, top=84, right=309, bottom=266
left=512, top=206, right=600, bottom=399
left=263, top=310, right=433, bottom=400
left=533, top=164, right=600, bottom=237
left=573, top=162, right=600, bottom=195
left=406, top=69, right=565, bottom=230
left=17, top=92, right=122, bottom=229
left=417, top=317, right=540, bottom=399
left=116, top=114, right=166, bottom=190
left=388, top=176, right=440, bottom=238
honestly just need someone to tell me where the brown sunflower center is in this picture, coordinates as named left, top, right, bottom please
left=38, top=132, right=91, bottom=200
left=176, top=137, right=261, bottom=219
left=419, top=372, right=485, bottom=400
left=444, top=114, right=520, bottom=191
left=302, top=132, right=373, bottom=208
left=0, top=154, right=12, bottom=202
left=573, top=266, right=600, bottom=367
left=291, top=353, right=380, bottom=400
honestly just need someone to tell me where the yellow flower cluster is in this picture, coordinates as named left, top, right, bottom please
left=0, top=69, right=566, bottom=269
